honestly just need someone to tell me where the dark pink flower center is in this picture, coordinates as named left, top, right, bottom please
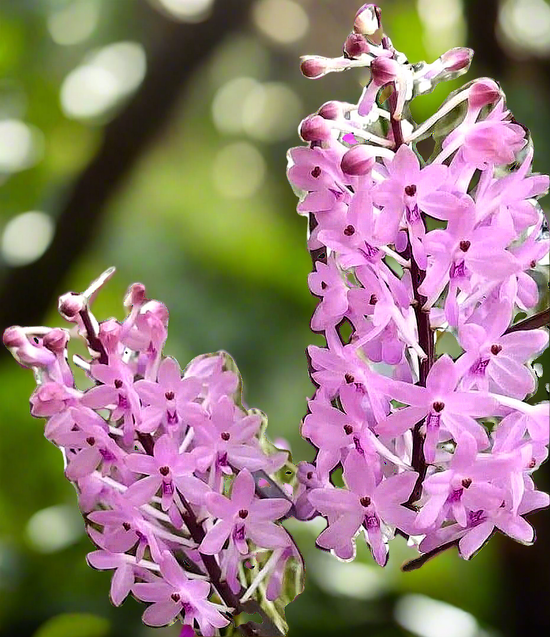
left=344, top=225, right=356, bottom=236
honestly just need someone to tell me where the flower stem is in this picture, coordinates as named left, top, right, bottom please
left=505, top=308, right=549, bottom=334
left=401, top=540, right=459, bottom=572
left=179, top=497, right=284, bottom=637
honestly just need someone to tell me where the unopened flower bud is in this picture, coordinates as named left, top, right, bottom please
left=354, top=4, right=382, bottom=36
left=441, top=47, right=473, bottom=72
left=300, top=56, right=328, bottom=79
left=143, top=300, right=170, bottom=327
left=318, top=101, right=342, bottom=120
left=371, top=55, right=399, bottom=86
left=3, top=326, right=56, bottom=368
left=468, top=79, right=501, bottom=109
left=59, top=292, right=86, bottom=321
left=3, top=326, right=26, bottom=349
left=43, top=328, right=69, bottom=353
left=299, top=115, right=332, bottom=142
left=99, top=319, right=122, bottom=353
left=344, top=33, right=370, bottom=59
left=124, top=282, right=147, bottom=308
left=341, top=145, right=375, bottom=175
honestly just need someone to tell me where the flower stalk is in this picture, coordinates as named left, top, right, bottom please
left=289, top=3, right=549, bottom=569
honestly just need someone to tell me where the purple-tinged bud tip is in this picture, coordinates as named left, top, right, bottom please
left=300, top=56, right=328, bottom=79
left=58, top=293, right=86, bottom=320
left=354, top=4, right=382, bottom=36
left=468, top=79, right=501, bottom=109
left=43, top=328, right=69, bottom=353
left=341, top=145, right=375, bottom=175
left=371, top=56, right=399, bottom=86
left=124, top=283, right=147, bottom=308
left=143, top=300, right=170, bottom=327
left=3, top=326, right=26, bottom=349
left=318, top=101, right=342, bottom=120
left=441, top=47, right=473, bottom=72
left=299, top=115, right=332, bottom=142
left=344, top=33, right=370, bottom=59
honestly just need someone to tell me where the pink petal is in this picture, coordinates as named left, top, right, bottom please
left=111, top=564, right=134, bottom=606
left=158, top=356, right=182, bottom=387
left=231, top=469, right=256, bottom=508
left=142, top=600, right=181, bottom=627
left=458, top=521, right=494, bottom=559
left=66, top=447, right=101, bottom=480
left=81, top=385, right=118, bottom=409
left=125, top=475, right=161, bottom=504
left=247, top=522, right=290, bottom=549
left=199, top=520, right=232, bottom=554
left=126, top=453, right=157, bottom=475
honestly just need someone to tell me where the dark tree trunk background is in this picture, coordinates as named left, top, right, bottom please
left=0, top=0, right=253, bottom=340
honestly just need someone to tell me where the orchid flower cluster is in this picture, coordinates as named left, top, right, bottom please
left=3, top=269, right=303, bottom=636
left=289, top=4, right=549, bottom=568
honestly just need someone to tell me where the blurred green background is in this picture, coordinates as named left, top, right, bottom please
left=0, top=0, right=548, bottom=636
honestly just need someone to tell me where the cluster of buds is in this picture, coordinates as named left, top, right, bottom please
left=4, top=269, right=303, bottom=636
left=289, top=4, right=549, bottom=567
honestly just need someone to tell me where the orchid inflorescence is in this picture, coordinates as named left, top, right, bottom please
left=4, top=269, right=303, bottom=636
left=289, top=3, right=549, bottom=568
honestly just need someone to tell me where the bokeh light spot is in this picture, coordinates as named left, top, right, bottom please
left=212, top=77, right=259, bottom=135
left=499, top=0, right=550, bottom=56
left=1, top=211, right=55, bottom=267
left=417, top=0, right=466, bottom=56
left=26, top=504, right=84, bottom=554
left=153, top=0, right=214, bottom=22
left=252, top=0, right=310, bottom=45
left=395, top=594, right=480, bottom=637
left=243, top=82, right=303, bottom=142
left=0, top=119, right=44, bottom=173
left=48, top=0, right=100, bottom=46
left=213, top=142, right=266, bottom=199
left=313, top=555, right=387, bottom=600
left=61, top=42, right=146, bottom=121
